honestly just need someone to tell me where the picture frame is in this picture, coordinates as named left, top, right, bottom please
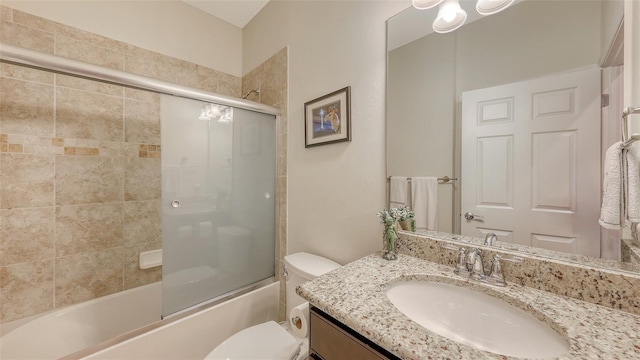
left=304, top=86, right=351, bottom=148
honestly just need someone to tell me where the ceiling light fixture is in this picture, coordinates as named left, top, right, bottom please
left=432, top=0, right=467, bottom=33
left=476, top=0, right=515, bottom=15
left=414, top=0, right=514, bottom=34
left=199, top=103, right=233, bottom=123
left=411, top=0, right=444, bottom=10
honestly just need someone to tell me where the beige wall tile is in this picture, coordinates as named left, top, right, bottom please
left=195, top=66, right=220, bottom=94
left=11, top=9, right=56, bottom=33
left=55, top=36, right=125, bottom=71
left=56, top=74, right=123, bottom=97
left=99, top=140, right=124, bottom=157
left=0, top=6, right=12, bottom=22
left=125, top=51, right=177, bottom=83
left=0, top=20, right=54, bottom=53
left=124, top=99, right=160, bottom=144
left=55, top=248, right=124, bottom=307
left=277, top=131, right=287, bottom=177
left=91, top=34, right=136, bottom=54
left=55, top=203, right=124, bottom=257
left=175, top=60, right=200, bottom=89
left=124, top=200, right=161, bottom=247
left=218, top=79, right=242, bottom=98
left=124, top=240, right=162, bottom=290
left=55, top=87, right=123, bottom=141
left=125, top=88, right=161, bottom=103
left=0, top=260, right=54, bottom=322
left=52, top=23, right=93, bottom=43
left=0, top=77, right=54, bottom=136
left=124, top=157, right=161, bottom=201
left=0, top=63, right=54, bottom=84
left=55, top=155, right=124, bottom=205
left=277, top=176, right=287, bottom=221
left=0, top=207, right=55, bottom=266
left=0, top=153, right=54, bottom=209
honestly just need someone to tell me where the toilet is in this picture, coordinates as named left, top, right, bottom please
left=204, top=252, right=341, bottom=360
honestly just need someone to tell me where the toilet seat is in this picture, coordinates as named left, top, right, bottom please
left=205, top=321, right=301, bottom=360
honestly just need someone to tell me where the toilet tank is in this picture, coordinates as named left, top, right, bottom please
left=283, top=252, right=340, bottom=316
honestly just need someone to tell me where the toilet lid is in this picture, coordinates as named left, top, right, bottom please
left=205, top=321, right=300, bottom=360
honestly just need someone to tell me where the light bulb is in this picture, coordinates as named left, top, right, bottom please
left=442, top=9, right=456, bottom=23
left=433, top=0, right=467, bottom=33
left=206, top=104, right=221, bottom=118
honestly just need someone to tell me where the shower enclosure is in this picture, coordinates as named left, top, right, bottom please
left=0, top=43, right=280, bottom=351
left=161, top=96, right=276, bottom=316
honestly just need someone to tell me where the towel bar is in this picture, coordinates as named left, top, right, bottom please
left=387, top=176, right=457, bottom=183
left=622, top=107, right=640, bottom=147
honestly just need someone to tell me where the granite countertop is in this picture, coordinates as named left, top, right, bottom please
left=298, top=253, right=640, bottom=360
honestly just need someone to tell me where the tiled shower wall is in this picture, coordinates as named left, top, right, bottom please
left=0, top=5, right=288, bottom=323
left=241, top=48, right=289, bottom=320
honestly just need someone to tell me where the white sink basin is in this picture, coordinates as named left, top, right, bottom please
left=386, top=280, right=570, bottom=358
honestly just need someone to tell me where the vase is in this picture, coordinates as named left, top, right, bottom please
left=382, top=224, right=398, bottom=260
left=398, top=220, right=411, bottom=231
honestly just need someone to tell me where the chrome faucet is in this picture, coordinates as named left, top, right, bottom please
left=466, top=248, right=485, bottom=281
left=483, top=233, right=497, bottom=246
left=442, top=242, right=522, bottom=287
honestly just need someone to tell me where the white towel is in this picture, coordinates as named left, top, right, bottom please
left=411, top=177, right=438, bottom=231
left=600, top=142, right=623, bottom=229
left=389, top=176, right=408, bottom=208
left=599, top=142, right=640, bottom=229
left=626, top=146, right=640, bottom=223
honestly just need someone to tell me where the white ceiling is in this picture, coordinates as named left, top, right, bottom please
left=183, top=0, right=270, bottom=28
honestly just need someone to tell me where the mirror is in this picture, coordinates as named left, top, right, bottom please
left=386, top=0, right=637, bottom=270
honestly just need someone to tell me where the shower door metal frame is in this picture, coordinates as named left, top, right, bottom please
left=0, top=43, right=280, bottom=116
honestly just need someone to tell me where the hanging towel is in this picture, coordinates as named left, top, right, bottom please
left=599, top=142, right=640, bottom=229
left=600, top=142, right=624, bottom=229
left=389, top=176, right=408, bottom=208
left=411, top=177, right=438, bottom=231
left=626, top=146, right=640, bottom=223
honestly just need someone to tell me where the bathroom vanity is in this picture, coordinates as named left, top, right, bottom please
left=299, top=233, right=640, bottom=359
left=309, top=307, right=399, bottom=360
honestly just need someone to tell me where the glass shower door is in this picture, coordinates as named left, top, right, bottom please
left=160, top=95, right=276, bottom=317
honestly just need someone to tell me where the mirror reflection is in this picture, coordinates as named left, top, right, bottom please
left=386, top=0, right=636, bottom=267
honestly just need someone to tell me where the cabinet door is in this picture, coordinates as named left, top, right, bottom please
left=309, top=308, right=394, bottom=360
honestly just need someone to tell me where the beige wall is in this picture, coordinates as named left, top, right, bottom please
left=1, top=0, right=243, bottom=76
left=243, top=1, right=408, bottom=265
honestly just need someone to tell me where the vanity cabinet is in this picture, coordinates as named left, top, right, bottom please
left=309, top=306, right=400, bottom=360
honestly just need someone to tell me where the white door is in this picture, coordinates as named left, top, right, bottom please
left=461, top=67, right=601, bottom=257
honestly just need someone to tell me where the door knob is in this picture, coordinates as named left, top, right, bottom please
left=464, top=212, right=483, bottom=221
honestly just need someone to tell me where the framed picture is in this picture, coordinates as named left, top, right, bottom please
left=304, top=86, right=351, bottom=148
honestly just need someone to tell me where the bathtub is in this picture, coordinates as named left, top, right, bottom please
left=0, top=282, right=162, bottom=359
left=0, top=281, right=279, bottom=360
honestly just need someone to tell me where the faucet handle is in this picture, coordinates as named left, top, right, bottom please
left=441, top=244, right=471, bottom=277
left=486, top=253, right=522, bottom=286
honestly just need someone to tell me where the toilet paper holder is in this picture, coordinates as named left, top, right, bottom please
left=291, top=315, right=302, bottom=329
